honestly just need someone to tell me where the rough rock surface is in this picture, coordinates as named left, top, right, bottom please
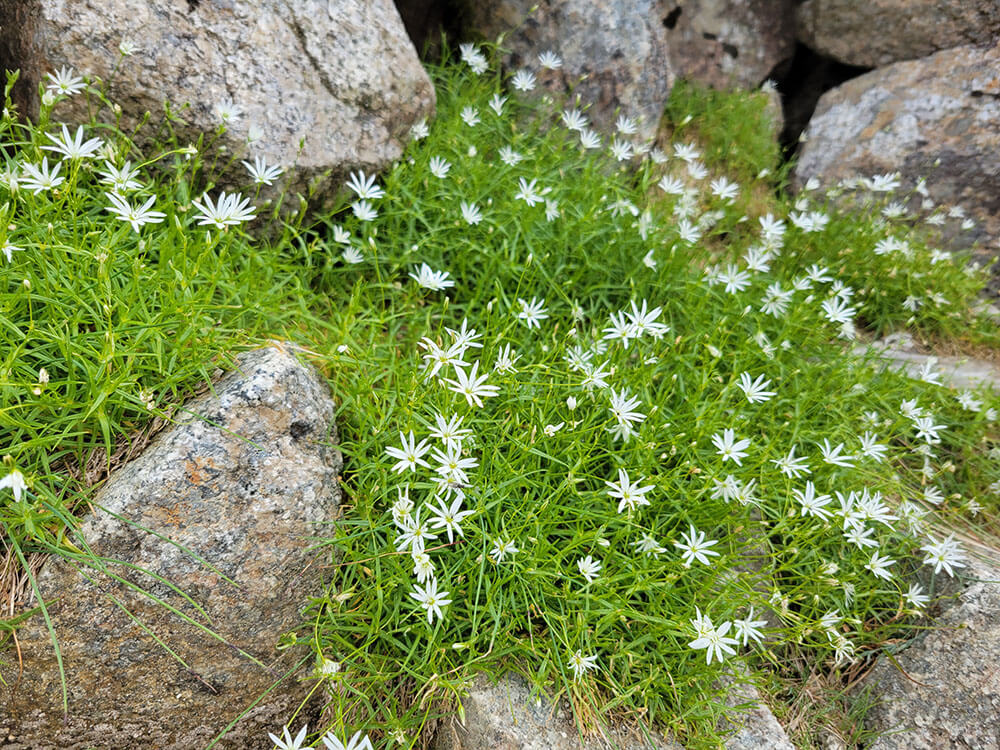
left=430, top=672, right=793, bottom=749
left=862, top=333, right=1000, bottom=391
left=722, top=676, right=795, bottom=750
left=793, top=43, right=1000, bottom=264
left=796, top=0, right=1000, bottom=68
left=431, top=673, right=683, bottom=750
left=468, top=0, right=675, bottom=142
left=0, top=344, right=341, bottom=749
left=1, top=0, right=433, bottom=204
left=862, top=560, right=1000, bottom=749
left=662, top=0, right=796, bottom=90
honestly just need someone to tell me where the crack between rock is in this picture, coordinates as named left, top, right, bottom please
left=281, top=1, right=339, bottom=103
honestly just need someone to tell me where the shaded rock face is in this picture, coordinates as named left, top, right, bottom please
left=796, top=0, right=1000, bottom=68
left=467, top=0, right=675, bottom=142
left=793, top=43, right=1000, bottom=262
left=1, top=0, right=434, bottom=205
left=862, top=561, right=1000, bottom=749
left=661, top=0, right=796, bottom=90
left=430, top=674, right=683, bottom=750
left=0, top=345, right=341, bottom=749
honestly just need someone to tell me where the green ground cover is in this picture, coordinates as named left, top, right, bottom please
left=1, top=44, right=998, bottom=750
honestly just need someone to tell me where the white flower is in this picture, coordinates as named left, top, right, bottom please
left=517, top=297, right=549, bottom=329
left=268, top=724, right=309, bottom=750
left=793, top=481, right=833, bottom=520
left=920, top=534, right=966, bottom=576
left=577, top=555, right=601, bottom=583
left=605, top=468, right=654, bottom=514
left=498, top=145, right=523, bottom=166
left=733, top=607, right=767, bottom=646
left=538, top=50, right=562, bottom=69
left=688, top=611, right=738, bottom=665
left=43, top=124, right=102, bottom=160
left=609, top=137, right=634, bottom=161
left=409, top=578, right=452, bottom=625
left=493, top=344, right=521, bottom=374
left=821, top=296, right=856, bottom=326
left=239, top=155, right=284, bottom=186
left=396, top=508, right=438, bottom=555
left=567, top=650, right=599, bottom=680
left=631, top=530, right=667, bottom=560
left=819, top=439, right=856, bottom=468
left=607, top=388, right=646, bottom=442
left=444, top=361, right=499, bottom=408
left=711, top=429, right=750, bottom=466
left=460, top=200, right=484, bottom=225
left=514, top=177, right=544, bottom=206
left=428, top=496, right=474, bottom=543
left=459, top=43, right=489, bottom=74
left=213, top=98, right=243, bottom=125
left=1, top=240, right=22, bottom=263
left=858, top=432, right=887, bottom=462
left=488, top=93, right=507, bottom=116
left=409, top=263, right=455, bottom=291
left=429, top=156, right=451, bottom=179
left=626, top=299, right=669, bottom=339
left=674, top=524, right=720, bottom=567
left=385, top=430, right=432, bottom=474
left=104, top=192, right=166, bottom=233
left=321, top=731, right=374, bottom=750
left=710, top=176, right=739, bottom=203
left=20, top=158, right=65, bottom=194
left=543, top=422, right=564, bottom=437
left=0, top=470, right=27, bottom=501
left=562, top=108, right=588, bottom=131
left=718, top=264, right=750, bottom=294
left=430, top=412, right=472, bottom=450
left=191, top=191, right=257, bottom=229
left=341, top=246, right=364, bottom=264
left=345, top=169, right=385, bottom=200
left=579, top=129, right=602, bottom=150
left=98, top=160, right=144, bottom=193
left=673, top=143, right=701, bottom=163
left=491, top=538, right=519, bottom=562
left=912, top=415, right=945, bottom=444
left=904, top=583, right=930, bottom=610
left=45, top=67, right=85, bottom=96
left=511, top=69, right=536, bottom=92
left=410, top=118, right=430, bottom=140
left=865, top=552, right=896, bottom=580
left=737, top=372, right=775, bottom=404
left=351, top=199, right=378, bottom=222
left=460, top=106, right=481, bottom=127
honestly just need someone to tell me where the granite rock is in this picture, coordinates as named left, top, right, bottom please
left=662, top=0, right=796, bottom=90
left=0, top=0, right=434, bottom=206
left=0, top=344, right=341, bottom=749
left=796, top=0, right=1000, bottom=68
left=467, top=0, right=675, bottom=143
left=862, top=560, right=1000, bottom=749
left=793, top=43, right=1000, bottom=266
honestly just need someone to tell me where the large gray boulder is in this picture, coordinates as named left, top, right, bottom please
left=430, top=671, right=794, bottom=749
left=467, top=0, right=675, bottom=142
left=793, top=43, right=1000, bottom=261
left=662, top=0, right=796, bottom=90
left=796, top=0, right=1000, bottom=68
left=431, top=673, right=684, bottom=750
left=862, top=560, right=1000, bottom=749
left=1, top=0, right=434, bottom=205
left=0, top=344, right=341, bottom=749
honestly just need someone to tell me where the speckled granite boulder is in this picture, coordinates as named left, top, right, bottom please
left=431, top=673, right=683, bottom=750
left=430, top=671, right=793, bottom=749
left=467, top=0, right=675, bottom=142
left=0, top=344, right=341, bottom=749
left=722, top=676, right=795, bottom=750
left=796, top=0, right=1000, bottom=68
left=793, top=43, right=1000, bottom=262
left=1, top=0, right=433, bottom=205
left=861, top=560, right=1000, bottom=749
left=662, top=0, right=796, bottom=89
